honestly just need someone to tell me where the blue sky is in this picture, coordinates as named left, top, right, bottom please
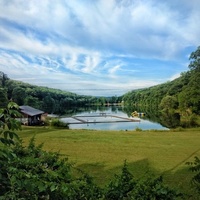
left=0, top=0, right=200, bottom=96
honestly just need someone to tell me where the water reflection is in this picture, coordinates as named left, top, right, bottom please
left=61, top=106, right=168, bottom=130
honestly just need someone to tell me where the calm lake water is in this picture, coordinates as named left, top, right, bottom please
left=61, top=107, right=168, bottom=131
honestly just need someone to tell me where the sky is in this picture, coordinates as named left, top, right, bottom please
left=0, top=0, right=200, bottom=96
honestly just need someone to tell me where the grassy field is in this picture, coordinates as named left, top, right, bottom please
left=17, top=126, right=200, bottom=196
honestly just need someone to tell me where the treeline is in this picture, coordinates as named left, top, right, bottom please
left=1, top=46, right=199, bottom=127
left=122, top=46, right=200, bottom=127
left=0, top=72, right=122, bottom=114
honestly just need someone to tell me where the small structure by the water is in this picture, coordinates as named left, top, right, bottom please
left=19, top=105, right=44, bottom=125
left=131, top=111, right=145, bottom=117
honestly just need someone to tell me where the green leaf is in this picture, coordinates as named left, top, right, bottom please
left=9, top=131, right=14, bottom=139
left=3, top=131, right=8, bottom=139
left=50, top=184, right=58, bottom=192
left=0, top=138, right=7, bottom=144
left=38, top=182, right=47, bottom=192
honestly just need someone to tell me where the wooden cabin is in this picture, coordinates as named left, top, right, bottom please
left=19, top=105, right=44, bottom=125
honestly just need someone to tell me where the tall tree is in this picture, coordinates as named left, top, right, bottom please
left=189, top=46, right=200, bottom=71
left=179, top=46, right=200, bottom=115
left=42, top=95, right=55, bottom=113
left=159, top=95, right=180, bottom=128
left=12, top=87, right=26, bottom=105
left=0, top=88, right=8, bottom=108
left=0, top=71, right=9, bottom=88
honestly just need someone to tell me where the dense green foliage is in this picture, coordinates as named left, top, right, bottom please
left=187, top=157, right=200, bottom=194
left=122, top=46, right=200, bottom=128
left=50, top=118, right=69, bottom=128
left=0, top=103, right=185, bottom=199
left=0, top=88, right=8, bottom=108
left=105, top=161, right=181, bottom=200
left=0, top=138, right=104, bottom=199
left=0, top=102, right=20, bottom=146
left=0, top=103, right=102, bottom=199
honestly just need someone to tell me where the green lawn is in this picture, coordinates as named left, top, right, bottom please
left=17, top=126, right=200, bottom=196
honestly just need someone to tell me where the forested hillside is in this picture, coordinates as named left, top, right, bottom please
left=1, top=47, right=199, bottom=127
left=0, top=72, right=122, bottom=114
left=122, top=46, right=200, bottom=127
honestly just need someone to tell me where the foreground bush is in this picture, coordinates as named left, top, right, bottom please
left=187, top=156, right=200, bottom=194
left=105, top=162, right=181, bottom=200
left=51, top=118, right=69, bottom=128
left=0, top=138, right=102, bottom=199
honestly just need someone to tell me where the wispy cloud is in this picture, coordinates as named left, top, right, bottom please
left=82, top=53, right=100, bottom=73
left=0, top=0, right=199, bottom=96
left=169, top=73, right=181, bottom=81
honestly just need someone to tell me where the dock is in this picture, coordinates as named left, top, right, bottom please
left=61, top=114, right=140, bottom=124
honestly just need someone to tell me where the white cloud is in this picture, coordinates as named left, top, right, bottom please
left=1, top=0, right=199, bottom=57
left=0, top=0, right=200, bottom=96
left=82, top=54, right=100, bottom=73
left=108, top=65, right=121, bottom=77
left=169, top=73, right=181, bottom=81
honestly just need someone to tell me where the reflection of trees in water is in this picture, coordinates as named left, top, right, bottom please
left=160, top=112, right=180, bottom=128
left=62, top=105, right=180, bottom=128
left=62, top=105, right=109, bottom=116
left=123, top=105, right=180, bottom=128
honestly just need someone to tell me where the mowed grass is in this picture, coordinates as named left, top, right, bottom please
left=17, top=126, right=200, bottom=195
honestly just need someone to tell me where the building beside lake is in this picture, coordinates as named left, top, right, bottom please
left=19, top=105, right=45, bottom=125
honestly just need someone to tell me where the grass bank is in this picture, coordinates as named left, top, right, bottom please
left=17, top=126, right=200, bottom=196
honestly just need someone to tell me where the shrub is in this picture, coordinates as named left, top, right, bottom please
left=0, top=137, right=102, bottom=199
left=1, top=103, right=104, bottom=199
left=187, top=156, right=200, bottom=194
left=105, top=161, right=182, bottom=200
left=104, top=161, right=136, bottom=200
left=180, top=113, right=199, bottom=128
left=130, top=176, right=182, bottom=200
left=51, top=118, right=69, bottom=129
left=42, top=117, right=51, bottom=126
left=135, top=126, right=142, bottom=131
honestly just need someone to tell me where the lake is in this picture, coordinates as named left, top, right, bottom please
left=61, top=106, right=168, bottom=131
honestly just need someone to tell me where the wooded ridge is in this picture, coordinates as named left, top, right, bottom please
left=1, top=46, right=200, bottom=127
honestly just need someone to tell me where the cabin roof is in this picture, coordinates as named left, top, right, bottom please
left=19, top=105, right=44, bottom=116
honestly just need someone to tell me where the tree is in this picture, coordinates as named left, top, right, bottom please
left=159, top=95, right=178, bottom=112
left=24, top=96, right=40, bottom=108
left=42, top=95, right=55, bottom=113
left=159, top=95, right=180, bottom=128
left=0, top=88, right=8, bottom=108
left=189, top=46, right=200, bottom=71
left=178, top=47, right=200, bottom=116
left=0, top=71, right=9, bottom=87
left=12, top=87, right=26, bottom=105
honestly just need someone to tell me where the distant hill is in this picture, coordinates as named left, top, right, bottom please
left=122, top=46, right=200, bottom=127
left=0, top=73, right=122, bottom=114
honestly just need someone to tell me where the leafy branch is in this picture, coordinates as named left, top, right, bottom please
left=0, top=102, right=21, bottom=146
